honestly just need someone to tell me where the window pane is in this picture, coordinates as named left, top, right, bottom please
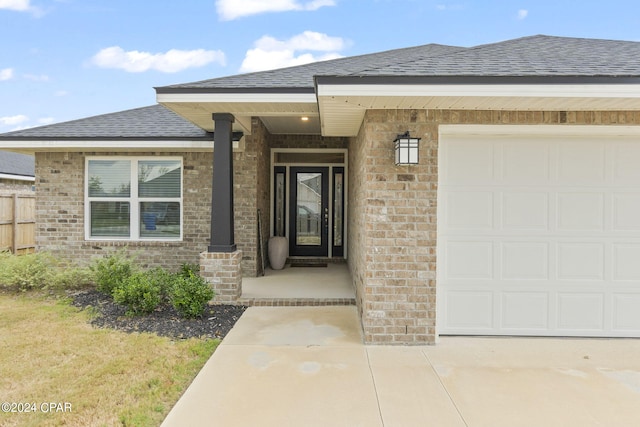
left=333, top=172, right=343, bottom=246
left=275, top=152, right=344, bottom=164
left=140, top=202, right=180, bottom=238
left=296, top=172, right=322, bottom=246
left=88, top=160, right=131, bottom=197
left=90, top=202, right=130, bottom=237
left=138, top=160, right=181, bottom=198
left=275, top=171, right=285, bottom=237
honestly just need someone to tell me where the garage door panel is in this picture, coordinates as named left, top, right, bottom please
left=502, top=192, right=549, bottom=230
left=444, top=191, right=493, bottom=229
left=438, top=131, right=640, bottom=337
left=502, top=142, right=550, bottom=184
left=501, top=242, right=549, bottom=280
left=445, top=291, right=493, bottom=329
left=557, top=142, right=606, bottom=185
left=612, top=193, right=640, bottom=230
left=613, top=143, right=640, bottom=183
left=612, top=294, right=640, bottom=330
left=557, top=243, right=605, bottom=280
left=613, top=244, right=640, bottom=280
left=556, top=192, right=605, bottom=231
left=444, top=140, right=495, bottom=184
left=557, top=294, right=605, bottom=330
left=501, top=292, right=549, bottom=329
left=445, top=241, right=493, bottom=279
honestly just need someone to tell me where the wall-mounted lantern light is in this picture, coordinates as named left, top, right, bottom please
left=394, top=131, right=420, bottom=165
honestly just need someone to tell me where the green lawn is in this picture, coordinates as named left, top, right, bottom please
left=0, top=293, right=217, bottom=427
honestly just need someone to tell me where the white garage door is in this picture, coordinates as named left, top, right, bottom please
left=437, top=128, right=640, bottom=337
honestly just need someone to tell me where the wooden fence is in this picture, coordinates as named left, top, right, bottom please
left=0, top=194, right=36, bottom=255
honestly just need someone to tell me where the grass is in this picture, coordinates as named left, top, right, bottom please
left=0, top=293, right=218, bottom=427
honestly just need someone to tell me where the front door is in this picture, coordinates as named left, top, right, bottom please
left=289, top=167, right=329, bottom=256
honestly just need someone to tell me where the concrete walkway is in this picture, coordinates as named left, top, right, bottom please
left=162, top=306, right=640, bottom=427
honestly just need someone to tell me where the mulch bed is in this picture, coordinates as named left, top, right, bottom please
left=70, top=289, right=247, bottom=340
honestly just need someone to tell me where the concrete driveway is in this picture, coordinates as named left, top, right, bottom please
left=162, top=306, right=640, bottom=427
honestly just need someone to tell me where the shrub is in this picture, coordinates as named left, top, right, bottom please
left=90, top=249, right=136, bottom=295
left=0, top=252, right=94, bottom=292
left=113, top=271, right=163, bottom=316
left=0, top=251, right=53, bottom=291
left=179, top=263, right=200, bottom=278
left=148, top=266, right=177, bottom=302
left=170, top=269, right=214, bottom=319
left=49, top=265, right=95, bottom=291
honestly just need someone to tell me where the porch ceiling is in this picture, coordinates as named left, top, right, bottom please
left=157, top=93, right=321, bottom=136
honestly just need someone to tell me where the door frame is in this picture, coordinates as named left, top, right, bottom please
left=270, top=148, right=348, bottom=259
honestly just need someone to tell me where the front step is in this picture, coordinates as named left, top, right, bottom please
left=287, top=257, right=346, bottom=266
left=236, top=297, right=356, bottom=307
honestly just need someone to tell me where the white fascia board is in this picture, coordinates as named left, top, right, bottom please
left=157, top=92, right=318, bottom=104
left=440, top=124, right=640, bottom=137
left=317, top=84, right=640, bottom=99
left=0, top=140, right=216, bottom=151
left=0, top=173, right=34, bottom=182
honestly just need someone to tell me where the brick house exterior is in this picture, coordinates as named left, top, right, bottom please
left=3, top=35, right=640, bottom=344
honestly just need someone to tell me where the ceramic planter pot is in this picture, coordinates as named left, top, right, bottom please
left=268, top=236, right=288, bottom=270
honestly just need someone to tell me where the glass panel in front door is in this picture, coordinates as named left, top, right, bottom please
left=296, top=172, right=323, bottom=246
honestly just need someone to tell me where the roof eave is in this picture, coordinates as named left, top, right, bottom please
left=154, top=86, right=316, bottom=94
left=315, top=75, right=640, bottom=86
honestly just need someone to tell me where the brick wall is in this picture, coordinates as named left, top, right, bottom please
left=350, top=109, right=640, bottom=344
left=34, top=149, right=262, bottom=273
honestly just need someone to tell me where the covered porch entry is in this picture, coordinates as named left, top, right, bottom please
left=240, top=147, right=354, bottom=305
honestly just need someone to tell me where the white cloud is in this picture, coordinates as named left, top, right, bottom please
left=517, top=9, right=528, bottom=20
left=0, top=0, right=44, bottom=16
left=240, top=31, right=346, bottom=73
left=0, top=68, right=14, bottom=81
left=0, top=0, right=30, bottom=11
left=54, top=90, right=68, bottom=97
left=0, top=115, right=29, bottom=126
left=216, top=0, right=335, bottom=21
left=90, top=46, right=226, bottom=73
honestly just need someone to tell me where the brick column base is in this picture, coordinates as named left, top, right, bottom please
left=200, top=250, right=243, bottom=304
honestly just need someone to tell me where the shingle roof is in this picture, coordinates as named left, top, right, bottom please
left=157, top=35, right=640, bottom=93
left=157, top=44, right=467, bottom=91
left=0, top=151, right=34, bottom=177
left=354, top=35, right=640, bottom=77
left=0, top=105, right=211, bottom=140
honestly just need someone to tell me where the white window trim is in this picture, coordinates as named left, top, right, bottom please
left=84, top=156, right=183, bottom=242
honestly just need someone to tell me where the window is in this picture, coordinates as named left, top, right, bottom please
left=86, top=157, right=182, bottom=240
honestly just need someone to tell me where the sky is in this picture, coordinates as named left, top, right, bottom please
left=1, top=0, right=640, bottom=133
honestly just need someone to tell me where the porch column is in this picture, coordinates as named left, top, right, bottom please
left=208, top=113, right=236, bottom=252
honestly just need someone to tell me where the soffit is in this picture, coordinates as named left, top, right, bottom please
left=158, top=93, right=321, bottom=135
left=317, top=83, right=640, bottom=136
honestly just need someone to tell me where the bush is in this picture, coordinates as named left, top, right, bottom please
left=171, top=268, right=214, bottom=319
left=0, top=251, right=53, bottom=291
left=0, top=252, right=94, bottom=292
left=113, top=271, right=163, bottom=316
left=179, top=263, right=200, bottom=278
left=90, top=249, right=136, bottom=295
